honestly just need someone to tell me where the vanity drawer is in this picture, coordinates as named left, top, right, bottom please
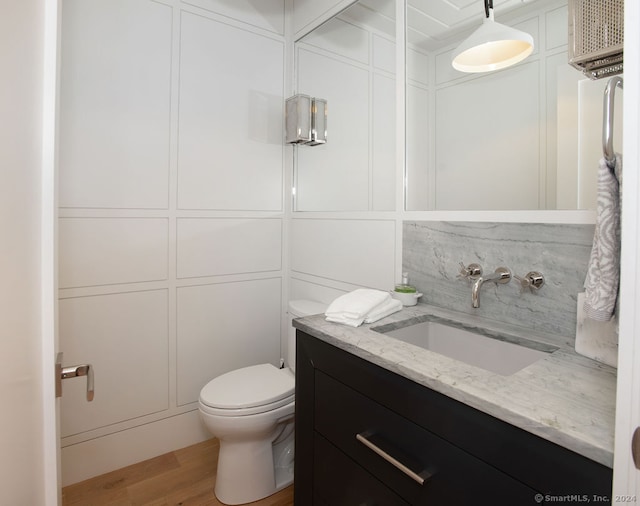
left=314, top=432, right=410, bottom=506
left=315, top=370, right=539, bottom=505
left=295, top=332, right=613, bottom=506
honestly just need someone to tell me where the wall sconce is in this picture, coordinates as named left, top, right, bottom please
left=309, top=98, right=327, bottom=146
left=285, top=94, right=327, bottom=146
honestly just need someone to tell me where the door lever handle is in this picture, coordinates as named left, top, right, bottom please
left=632, top=427, right=640, bottom=470
left=62, top=364, right=94, bottom=401
left=56, top=352, right=94, bottom=401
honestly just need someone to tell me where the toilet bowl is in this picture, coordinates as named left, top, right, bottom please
left=198, top=299, right=327, bottom=505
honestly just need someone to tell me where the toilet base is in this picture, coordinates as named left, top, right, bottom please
left=214, top=427, right=294, bottom=505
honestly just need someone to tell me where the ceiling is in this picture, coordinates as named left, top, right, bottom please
left=338, top=0, right=554, bottom=51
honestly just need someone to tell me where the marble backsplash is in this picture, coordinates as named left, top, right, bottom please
left=403, top=221, right=595, bottom=341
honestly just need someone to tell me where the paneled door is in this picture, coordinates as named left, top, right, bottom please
left=1, top=0, right=60, bottom=503
left=613, top=0, right=640, bottom=497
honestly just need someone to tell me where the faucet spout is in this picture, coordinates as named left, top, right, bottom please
left=471, top=267, right=511, bottom=308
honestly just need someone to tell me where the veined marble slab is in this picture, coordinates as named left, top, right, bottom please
left=294, top=303, right=616, bottom=468
left=402, top=221, right=595, bottom=342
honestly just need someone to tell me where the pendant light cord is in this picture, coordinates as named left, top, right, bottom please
left=484, top=0, right=493, bottom=18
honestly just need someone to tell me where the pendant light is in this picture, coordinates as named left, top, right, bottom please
left=451, top=0, right=534, bottom=73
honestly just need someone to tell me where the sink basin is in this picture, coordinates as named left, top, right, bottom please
left=382, top=321, right=554, bottom=376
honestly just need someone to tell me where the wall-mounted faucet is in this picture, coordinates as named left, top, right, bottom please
left=514, top=271, right=545, bottom=293
left=471, top=267, right=511, bottom=308
left=458, top=262, right=482, bottom=282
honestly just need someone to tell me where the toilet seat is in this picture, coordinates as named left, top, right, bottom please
left=199, top=363, right=295, bottom=416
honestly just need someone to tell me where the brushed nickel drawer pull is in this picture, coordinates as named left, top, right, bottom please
left=356, top=432, right=430, bottom=485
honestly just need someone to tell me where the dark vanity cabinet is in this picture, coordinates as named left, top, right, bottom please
left=294, top=331, right=613, bottom=506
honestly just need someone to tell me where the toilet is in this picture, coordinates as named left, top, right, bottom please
left=198, top=299, right=327, bottom=505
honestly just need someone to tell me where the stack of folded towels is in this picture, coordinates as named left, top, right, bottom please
left=325, top=289, right=403, bottom=328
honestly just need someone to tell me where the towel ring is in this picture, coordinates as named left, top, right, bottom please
left=603, top=76, right=623, bottom=170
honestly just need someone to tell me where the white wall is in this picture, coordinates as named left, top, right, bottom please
left=292, top=0, right=358, bottom=40
left=289, top=0, right=401, bottom=308
left=0, top=0, right=48, bottom=503
left=57, top=0, right=286, bottom=485
left=289, top=216, right=398, bottom=311
left=295, top=14, right=396, bottom=211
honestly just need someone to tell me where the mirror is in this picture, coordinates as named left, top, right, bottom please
left=293, top=0, right=397, bottom=212
left=405, top=0, right=623, bottom=211
left=293, top=0, right=623, bottom=212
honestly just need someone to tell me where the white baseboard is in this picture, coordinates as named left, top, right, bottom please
left=61, top=409, right=211, bottom=487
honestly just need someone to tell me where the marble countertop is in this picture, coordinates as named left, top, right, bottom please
left=293, top=303, right=617, bottom=468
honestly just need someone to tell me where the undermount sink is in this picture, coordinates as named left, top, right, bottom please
left=381, top=321, right=556, bottom=376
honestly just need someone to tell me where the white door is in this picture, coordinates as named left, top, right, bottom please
left=612, top=0, right=640, bottom=497
left=0, top=0, right=60, bottom=504
left=43, top=0, right=63, bottom=504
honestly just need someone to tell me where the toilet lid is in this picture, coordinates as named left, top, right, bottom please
left=199, top=363, right=294, bottom=410
left=289, top=299, right=328, bottom=318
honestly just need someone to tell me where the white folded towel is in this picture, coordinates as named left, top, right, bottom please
left=364, top=298, right=403, bottom=324
left=325, top=289, right=396, bottom=327
left=325, top=313, right=366, bottom=327
left=325, top=289, right=391, bottom=320
left=584, top=154, right=622, bottom=321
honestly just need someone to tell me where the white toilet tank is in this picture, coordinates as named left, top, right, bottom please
left=287, top=300, right=327, bottom=371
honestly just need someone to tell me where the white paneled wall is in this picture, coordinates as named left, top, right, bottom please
left=177, top=12, right=284, bottom=210
left=292, top=0, right=358, bottom=39
left=406, top=48, right=430, bottom=211
left=59, top=291, right=169, bottom=437
left=290, top=219, right=396, bottom=295
left=58, top=0, right=285, bottom=485
left=296, top=47, right=370, bottom=211
left=289, top=0, right=400, bottom=313
left=295, top=14, right=396, bottom=211
left=176, top=278, right=282, bottom=405
left=428, top=16, right=544, bottom=211
left=372, top=73, right=396, bottom=211
left=177, top=218, right=282, bottom=278
left=182, top=0, right=286, bottom=34
left=288, top=217, right=398, bottom=312
left=59, top=0, right=172, bottom=209
left=59, top=218, right=169, bottom=288
left=434, top=62, right=540, bottom=210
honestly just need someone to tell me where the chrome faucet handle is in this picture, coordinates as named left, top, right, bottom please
left=457, top=262, right=482, bottom=282
left=492, top=267, right=512, bottom=284
left=514, top=271, right=545, bottom=293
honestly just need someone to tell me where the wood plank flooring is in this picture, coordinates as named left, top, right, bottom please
left=62, top=438, right=294, bottom=506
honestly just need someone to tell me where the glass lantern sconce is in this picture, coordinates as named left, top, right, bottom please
left=285, top=94, right=327, bottom=146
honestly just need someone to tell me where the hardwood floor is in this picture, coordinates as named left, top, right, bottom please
left=62, top=439, right=294, bottom=506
